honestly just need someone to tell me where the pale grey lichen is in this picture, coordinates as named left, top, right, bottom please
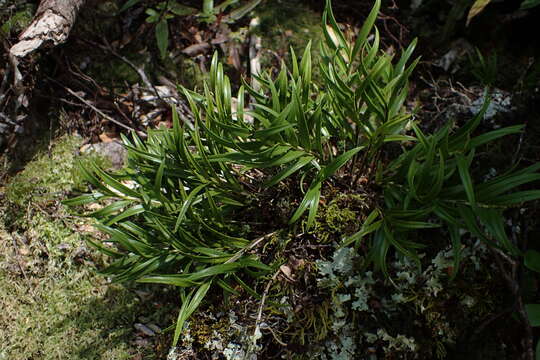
left=331, top=247, right=356, bottom=275
left=377, top=328, right=418, bottom=353
left=351, top=285, right=370, bottom=311
left=391, top=293, right=407, bottom=304
left=223, top=343, right=245, bottom=360
left=337, top=293, right=351, bottom=303
left=167, top=309, right=259, bottom=360
left=317, top=247, right=359, bottom=289
left=313, top=240, right=492, bottom=359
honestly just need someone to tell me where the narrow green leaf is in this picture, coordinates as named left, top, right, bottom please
left=458, top=206, right=493, bottom=246
left=154, top=161, right=165, bottom=194
left=168, top=2, right=197, bottom=16
left=300, top=41, right=312, bottom=95
left=91, top=163, right=141, bottom=199
left=119, top=0, right=141, bottom=12
left=199, top=221, right=249, bottom=248
left=449, top=93, right=490, bottom=149
left=456, top=153, right=476, bottom=206
left=253, top=123, right=294, bottom=139
left=87, top=200, right=131, bottom=219
left=521, top=0, right=540, bottom=10
left=63, top=193, right=107, bottom=207
left=263, top=149, right=307, bottom=168
left=526, top=304, right=540, bottom=327
left=467, top=0, right=492, bottom=26
left=469, top=125, right=524, bottom=149
left=392, top=219, right=440, bottom=229
left=525, top=250, right=540, bottom=273
left=215, top=278, right=240, bottom=295
left=225, top=0, right=262, bottom=22
left=105, top=204, right=145, bottom=226
left=489, top=190, right=540, bottom=206
left=478, top=173, right=540, bottom=201
left=306, top=185, right=321, bottom=228
left=351, top=0, right=380, bottom=61
left=341, top=209, right=382, bottom=247
left=265, top=156, right=314, bottom=187
left=383, top=223, right=420, bottom=264
left=173, top=281, right=212, bottom=346
left=433, top=202, right=460, bottom=226
left=289, top=182, right=322, bottom=224
left=187, top=263, right=243, bottom=281
left=383, top=134, right=417, bottom=143
left=317, top=146, right=364, bottom=182
left=477, top=208, right=516, bottom=254
left=156, top=19, right=169, bottom=59
left=86, top=238, right=123, bottom=258
left=138, top=274, right=200, bottom=287
left=322, top=0, right=348, bottom=52
left=394, top=38, right=417, bottom=77
left=174, top=183, right=208, bottom=232
left=370, top=228, right=390, bottom=277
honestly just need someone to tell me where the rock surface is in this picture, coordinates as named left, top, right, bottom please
left=80, top=141, right=126, bottom=169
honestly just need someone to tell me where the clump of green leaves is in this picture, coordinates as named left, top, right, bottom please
left=469, top=48, right=498, bottom=88
left=346, top=98, right=540, bottom=275
left=69, top=0, right=419, bottom=345
left=68, top=0, right=540, bottom=350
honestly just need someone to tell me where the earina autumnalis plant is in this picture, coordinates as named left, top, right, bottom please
left=65, top=0, right=540, bottom=347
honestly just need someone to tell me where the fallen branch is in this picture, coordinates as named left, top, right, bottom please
left=9, top=0, right=86, bottom=58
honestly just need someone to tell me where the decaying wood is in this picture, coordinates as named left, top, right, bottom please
left=9, top=0, right=86, bottom=58
left=249, top=17, right=262, bottom=92
left=2, top=0, right=86, bottom=151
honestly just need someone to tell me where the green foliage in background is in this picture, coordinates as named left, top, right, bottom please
left=120, top=0, right=261, bottom=59
left=468, top=0, right=540, bottom=26
left=443, top=0, right=540, bottom=29
left=0, top=2, right=35, bottom=39
left=68, top=0, right=540, bottom=348
left=469, top=48, right=498, bottom=88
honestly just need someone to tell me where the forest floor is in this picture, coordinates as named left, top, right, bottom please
left=1, top=0, right=540, bottom=359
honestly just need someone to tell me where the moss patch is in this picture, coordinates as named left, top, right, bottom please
left=254, top=0, right=322, bottom=77
left=0, top=135, right=175, bottom=360
left=312, top=193, right=370, bottom=243
left=0, top=1, right=35, bottom=39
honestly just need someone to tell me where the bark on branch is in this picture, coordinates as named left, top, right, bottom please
left=9, top=0, right=86, bottom=58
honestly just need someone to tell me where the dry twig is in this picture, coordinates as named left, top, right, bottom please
left=62, top=85, right=146, bottom=137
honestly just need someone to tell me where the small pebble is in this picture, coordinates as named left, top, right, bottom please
left=134, top=323, right=155, bottom=336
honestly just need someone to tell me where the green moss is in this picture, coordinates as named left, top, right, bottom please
left=256, top=0, right=321, bottom=52
left=5, top=135, right=109, bottom=208
left=254, top=0, right=322, bottom=77
left=0, top=262, right=138, bottom=359
left=0, top=135, right=174, bottom=360
left=0, top=3, right=35, bottom=38
left=188, top=312, right=232, bottom=348
left=313, top=194, right=368, bottom=243
left=172, top=57, right=210, bottom=92
left=85, top=56, right=142, bottom=86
